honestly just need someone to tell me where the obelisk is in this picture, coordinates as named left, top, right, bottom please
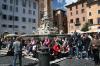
left=37, top=0, right=54, bottom=35
left=43, top=0, right=52, bottom=19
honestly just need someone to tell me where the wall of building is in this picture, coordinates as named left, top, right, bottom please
left=66, top=1, right=87, bottom=33
left=66, top=0, right=100, bottom=33
left=87, top=1, right=100, bottom=25
left=53, top=9, right=67, bottom=33
left=0, top=0, right=38, bottom=34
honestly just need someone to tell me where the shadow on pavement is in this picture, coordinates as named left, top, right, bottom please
left=51, top=63, right=60, bottom=66
left=24, top=62, right=38, bottom=66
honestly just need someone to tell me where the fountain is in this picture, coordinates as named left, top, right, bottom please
left=37, top=0, right=58, bottom=35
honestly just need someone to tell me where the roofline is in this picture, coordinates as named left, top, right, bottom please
left=53, top=9, right=66, bottom=12
left=65, top=0, right=87, bottom=8
left=87, top=0, right=98, bottom=5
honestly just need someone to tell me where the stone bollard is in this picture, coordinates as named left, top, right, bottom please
left=38, top=46, right=50, bottom=66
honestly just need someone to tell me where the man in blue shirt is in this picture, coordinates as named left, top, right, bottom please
left=13, top=37, right=22, bottom=66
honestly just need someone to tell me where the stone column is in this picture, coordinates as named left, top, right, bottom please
left=43, top=0, right=51, bottom=18
left=37, top=0, right=58, bottom=34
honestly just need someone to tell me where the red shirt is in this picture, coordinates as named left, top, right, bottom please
left=53, top=44, right=60, bottom=55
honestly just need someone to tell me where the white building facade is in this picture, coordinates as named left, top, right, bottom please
left=0, top=0, right=38, bottom=35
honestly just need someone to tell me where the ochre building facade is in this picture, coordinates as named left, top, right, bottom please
left=66, top=0, right=100, bottom=33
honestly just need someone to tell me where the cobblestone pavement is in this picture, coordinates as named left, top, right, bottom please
left=56, top=58, right=96, bottom=66
left=0, top=49, right=99, bottom=66
left=0, top=48, right=38, bottom=66
left=0, top=56, right=38, bottom=66
left=0, top=55, right=99, bottom=66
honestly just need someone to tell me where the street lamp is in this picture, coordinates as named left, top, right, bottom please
left=12, top=0, right=15, bottom=34
left=0, top=8, right=2, bottom=35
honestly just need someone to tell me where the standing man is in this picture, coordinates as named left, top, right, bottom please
left=13, top=37, right=22, bottom=66
left=91, top=34, right=100, bottom=65
left=0, top=38, right=2, bottom=50
left=82, top=34, right=91, bottom=59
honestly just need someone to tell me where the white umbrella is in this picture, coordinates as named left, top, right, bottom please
left=76, top=30, right=85, bottom=33
left=67, top=32, right=73, bottom=35
left=86, top=30, right=92, bottom=33
left=86, top=29, right=100, bottom=33
left=20, top=34, right=34, bottom=37
left=4, top=34, right=18, bottom=38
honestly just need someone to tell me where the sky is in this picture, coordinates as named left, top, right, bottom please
left=52, top=0, right=77, bottom=10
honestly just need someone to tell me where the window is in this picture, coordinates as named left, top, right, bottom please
left=23, top=8, right=25, bottom=13
left=3, top=0, right=7, bottom=3
left=81, top=9, right=85, bottom=13
left=76, top=11, right=78, bottom=14
left=88, top=19, right=93, bottom=25
left=76, top=18, right=80, bottom=24
left=8, top=25, right=13, bottom=28
left=76, top=5, right=78, bottom=9
left=29, top=0, right=31, bottom=7
left=89, top=6, right=91, bottom=8
left=22, top=17, right=26, bottom=22
left=15, top=32, right=18, bottom=34
left=28, top=10, right=32, bottom=14
left=10, top=0, right=13, bottom=4
left=32, top=19, right=36, bottom=23
left=75, top=18, right=80, bottom=26
left=89, top=12, right=92, bottom=16
left=15, top=16, right=19, bottom=21
left=83, top=17, right=85, bottom=21
left=70, top=7, right=72, bottom=11
left=2, top=14, right=7, bottom=20
left=98, top=10, right=100, bottom=14
left=14, top=25, right=18, bottom=28
left=33, top=2, right=36, bottom=9
left=1, top=24, right=7, bottom=27
left=22, top=0, right=26, bottom=7
left=70, top=19, right=73, bottom=23
left=32, top=27, right=36, bottom=29
left=10, top=6, right=13, bottom=11
left=28, top=18, right=31, bottom=22
left=8, top=15, right=13, bottom=20
left=15, top=0, right=18, bottom=5
left=70, top=12, right=72, bottom=16
left=2, top=4, right=7, bottom=10
left=82, top=3, right=84, bottom=7
left=97, top=18, right=100, bottom=24
left=33, top=11, right=35, bottom=15
left=16, top=7, right=18, bottom=12
left=22, top=26, right=26, bottom=29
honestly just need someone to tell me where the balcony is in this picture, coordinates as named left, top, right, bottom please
left=75, top=22, right=81, bottom=26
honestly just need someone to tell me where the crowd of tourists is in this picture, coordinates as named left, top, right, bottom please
left=0, top=32, right=100, bottom=65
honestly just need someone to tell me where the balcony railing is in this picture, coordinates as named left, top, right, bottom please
left=75, top=22, right=81, bottom=26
